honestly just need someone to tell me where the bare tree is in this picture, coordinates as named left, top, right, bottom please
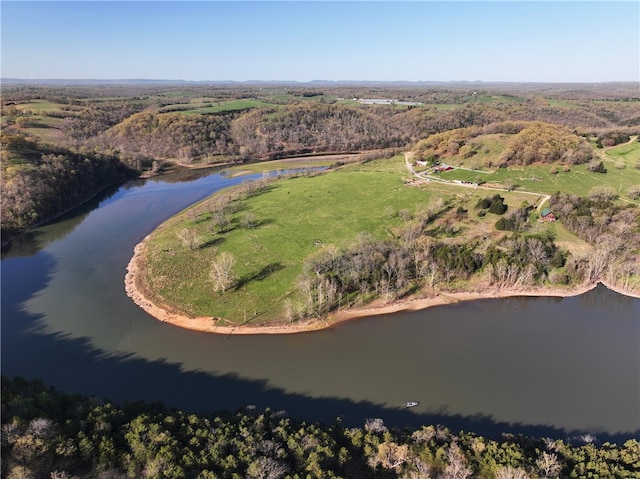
left=536, top=451, right=561, bottom=479
left=586, top=246, right=611, bottom=282
left=364, top=418, right=388, bottom=434
left=415, top=239, right=440, bottom=288
left=210, top=252, right=236, bottom=293
left=242, top=212, right=258, bottom=229
left=246, top=456, right=289, bottom=479
left=374, top=442, right=410, bottom=472
left=494, top=466, right=530, bottom=479
left=177, top=228, right=201, bottom=250
left=210, top=209, right=230, bottom=234
left=27, top=418, right=53, bottom=439
left=442, top=443, right=472, bottom=479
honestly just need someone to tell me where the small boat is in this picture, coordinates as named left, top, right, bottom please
left=405, top=401, right=419, bottom=408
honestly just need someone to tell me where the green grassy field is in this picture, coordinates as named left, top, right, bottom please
left=545, top=98, right=580, bottom=108
left=143, top=158, right=441, bottom=323
left=16, top=116, right=66, bottom=143
left=603, top=138, right=640, bottom=167
left=439, top=161, right=639, bottom=202
left=175, top=98, right=277, bottom=114
left=15, top=100, right=67, bottom=113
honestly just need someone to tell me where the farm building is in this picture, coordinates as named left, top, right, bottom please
left=539, top=208, right=557, bottom=222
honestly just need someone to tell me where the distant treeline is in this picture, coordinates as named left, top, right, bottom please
left=2, top=376, right=639, bottom=479
left=73, top=103, right=640, bottom=163
left=3, top=84, right=639, bottom=166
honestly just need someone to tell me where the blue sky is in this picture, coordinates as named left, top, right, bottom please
left=2, top=1, right=638, bottom=82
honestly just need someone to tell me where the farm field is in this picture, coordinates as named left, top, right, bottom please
left=162, top=98, right=278, bottom=114
left=412, top=129, right=640, bottom=204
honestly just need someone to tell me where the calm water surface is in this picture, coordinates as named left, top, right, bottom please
left=2, top=170, right=639, bottom=441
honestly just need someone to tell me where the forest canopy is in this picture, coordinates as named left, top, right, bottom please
left=3, top=376, right=640, bottom=479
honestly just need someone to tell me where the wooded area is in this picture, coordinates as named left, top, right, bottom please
left=2, top=376, right=639, bottom=479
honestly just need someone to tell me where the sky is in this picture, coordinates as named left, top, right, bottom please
left=1, top=1, right=638, bottom=83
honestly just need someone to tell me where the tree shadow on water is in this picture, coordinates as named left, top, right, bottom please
left=2, top=257, right=638, bottom=445
left=3, top=310, right=639, bottom=445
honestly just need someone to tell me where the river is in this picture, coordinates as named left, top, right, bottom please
left=2, top=169, right=639, bottom=442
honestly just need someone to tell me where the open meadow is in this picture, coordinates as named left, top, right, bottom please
left=142, top=157, right=434, bottom=323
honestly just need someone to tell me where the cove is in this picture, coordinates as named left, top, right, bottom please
left=2, top=168, right=639, bottom=442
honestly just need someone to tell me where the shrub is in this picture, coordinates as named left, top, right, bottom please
left=628, top=185, right=640, bottom=200
left=588, top=161, right=607, bottom=173
left=476, top=197, right=492, bottom=209
left=488, top=196, right=508, bottom=215
left=495, top=217, right=515, bottom=231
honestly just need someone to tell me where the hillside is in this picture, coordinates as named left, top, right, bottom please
left=0, top=134, right=135, bottom=241
left=3, top=83, right=639, bottom=167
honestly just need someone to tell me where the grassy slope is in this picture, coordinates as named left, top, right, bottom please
left=604, top=138, right=640, bottom=167
left=176, top=99, right=277, bottom=115
left=11, top=100, right=71, bottom=143
left=144, top=157, right=436, bottom=323
left=420, top=133, right=640, bottom=204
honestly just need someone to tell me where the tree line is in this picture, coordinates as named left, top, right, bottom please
left=2, top=376, right=639, bottom=479
left=4, top=85, right=638, bottom=168
left=2, top=84, right=638, bottom=240
left=1, top=135, right=136, bottom=241
left=548, top=192, right=640, bottom=292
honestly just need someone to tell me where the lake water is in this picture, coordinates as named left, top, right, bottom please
left=2, top=169, right=639, bottom=442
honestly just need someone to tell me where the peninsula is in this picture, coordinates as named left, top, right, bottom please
left=124, top=129, right=640, bottom=334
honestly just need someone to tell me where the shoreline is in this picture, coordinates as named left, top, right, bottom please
left=125, top=238, right=640, bottom=336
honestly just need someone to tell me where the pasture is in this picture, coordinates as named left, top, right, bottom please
left=604, top=137, right=640, bottom=166
left=436, top=152, right=640, bottom=204
left=143, top=157, right=443, bottom=323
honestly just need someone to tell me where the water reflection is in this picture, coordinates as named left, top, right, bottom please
left=1, top=183, right=122, bottom=259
